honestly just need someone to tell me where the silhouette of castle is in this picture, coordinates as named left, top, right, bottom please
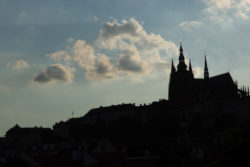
left=169, top=43, right=249, bottom=104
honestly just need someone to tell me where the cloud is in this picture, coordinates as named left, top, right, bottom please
left=85, top=54, right=116, bottom=81
left=33, top=64, right=74, bottom=84
left=203, top=0, right=250, bottom=21
left=0, top=86, right=9, bottom=92
left=47, top=40, right=95, bottom=68
left=17, top=11, right=29, bottom=24
left=193, top=66, right=203, bottom=78
left=96, top=17, right=177, bottom=76
left=72, top=40, right=95, bottom=68
left=97, top=18, right=178, bottom=55
left=179, top=21, right=202, bottom=31
left=117, top=46, right=150, bottom=74
left=97, top=18, right=143, bottom=49
left=93, top=16, right=99, bottom=21
left=46, top=18, right=178, bottom=82
left=8, top=60, right=29, bottom=70
left=205, top=0, right=232, bottom=9
left=47, top=40, right=108, bottom=81
left=47, top=51, right=69, bottom=61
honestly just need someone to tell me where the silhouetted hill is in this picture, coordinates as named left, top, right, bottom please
left=2, top=95, right=250, bottom=166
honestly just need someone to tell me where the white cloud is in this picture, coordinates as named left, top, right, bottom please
left=235, top=9, right=250, bottom=19
left=47, top=40, right=95, bottom=68
left=47, top=41, right=113, bottom=81
left=72, top=40, right=96, bottom=68
left=93, top=16, right=99, bottom=21
left=33, top=64, right=74, bottom=84
left=179, top=21, right=202, bottom=31
left=47, top=51, right=69, bottom=62
left=7, top=60, right=29, bottom=70
left=46, top=18, right=178, bottom=82
left=203, top=0, right=250, bottom=21
left=97, top=18, right=178, bottom=55
left=205, top=0, right=232, bottom=9
left=97, top=18, right=143, bottom=49
left=193, top=66, right=203, bottom=78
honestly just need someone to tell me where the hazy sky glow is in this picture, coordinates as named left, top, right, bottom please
left=1, top=0, right=250, bottom=136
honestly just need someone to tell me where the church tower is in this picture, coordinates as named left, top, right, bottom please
left=169, top=43, right=194, bottom=102
left=169, top=44, right=241, bottom=104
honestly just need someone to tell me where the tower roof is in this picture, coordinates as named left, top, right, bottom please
left=204, top=55, right=209, bottom=79
left=180, top=42, right=183, bottom=52
left=205, top=55, right=208, bottom=71
left=179, top=42, right=184, bottom=61
left=177, top=42, right=187, bottom=72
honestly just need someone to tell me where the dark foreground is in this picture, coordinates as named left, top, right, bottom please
left=1, top=98, right=250, bottom=167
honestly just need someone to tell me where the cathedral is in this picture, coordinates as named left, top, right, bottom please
left=169, top=43, right=249, bottom=104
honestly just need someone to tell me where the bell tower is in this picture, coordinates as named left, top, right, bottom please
left=169, top=42, right=194, bottom=103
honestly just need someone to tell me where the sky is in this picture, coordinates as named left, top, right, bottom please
left=1, top=0, right=250, bottom=136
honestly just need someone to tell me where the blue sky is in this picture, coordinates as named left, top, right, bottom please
left=1, top=0, right=250, bottom=136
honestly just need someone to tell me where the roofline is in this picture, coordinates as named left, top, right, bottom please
left=209, top=72, right=231, bottom=79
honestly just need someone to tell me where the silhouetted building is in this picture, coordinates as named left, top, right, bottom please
left=169, top=43, right=248, bottom=105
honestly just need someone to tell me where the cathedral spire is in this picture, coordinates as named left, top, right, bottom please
left=189, top=59, right=194, bottom=78
left=180, top=41, right=183, bottom=52
left=179, top=42, right=184, bottom=62
left=177, top=42, right=187, bottom=72
left=204, top=55, right=209, bottom=79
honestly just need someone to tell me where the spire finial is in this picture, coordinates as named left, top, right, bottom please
left=189, top=59, right=192, bottom=70
left=180, top=41, right=183, bottom=52
left=204, top=54, right=209, bottom=79
left=171, top=58, right=176, bottom=74
left=179, top=41, right=184, bottom=60
left=189, top=59, right=194, bottom=78
left=205, top=56, right=208, bottom=69
left=177, top=41, right=187, bottom=72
